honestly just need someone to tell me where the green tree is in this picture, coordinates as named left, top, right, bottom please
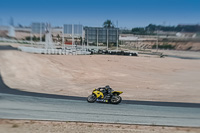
left=42, top=35, right=45, bottom=41
left=25, top=36, right=31, bottom=41
left=57, top=34, right=60, bottom=39
left=103, top=20, right=114, bottom=28
left=33, top=35, right=37, bottom=41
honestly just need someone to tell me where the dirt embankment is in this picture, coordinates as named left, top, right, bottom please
left=0, top=119, right=200, bottom=133
left=174, top=42, right=200, bottom=51
left=122, top=40, right=200, bottom=51
left=0, top=44, right=200, bottom=103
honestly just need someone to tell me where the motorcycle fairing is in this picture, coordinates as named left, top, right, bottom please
left=112, top=91, right=123, bottom=95
left=93, top=90, right=104, bottom=99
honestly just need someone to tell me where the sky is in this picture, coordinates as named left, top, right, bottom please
left=0, top=0, right=200, bottom=28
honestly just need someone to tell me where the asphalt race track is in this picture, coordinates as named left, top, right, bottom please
left=1, top=74, right=200, bottom=127
left=0, top=45, right=200, bottom=127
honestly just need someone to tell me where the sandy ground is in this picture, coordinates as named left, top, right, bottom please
left=0, top=119, right=200, bottom=133
left=0, top=43, right=200, bottom=103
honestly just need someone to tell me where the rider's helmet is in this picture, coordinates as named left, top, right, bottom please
left=105, top=85, right=110, bottom=90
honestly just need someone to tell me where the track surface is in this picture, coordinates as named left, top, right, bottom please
left=0, top=45, right=200, bottom=127
left=0, top=93, right=200, bottom=127
left=1, top=71, right=200, bottom=127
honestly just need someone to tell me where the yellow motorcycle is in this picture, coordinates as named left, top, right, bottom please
left=87, top=87, right=123, bottom=104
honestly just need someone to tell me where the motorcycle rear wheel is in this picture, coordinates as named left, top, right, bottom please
left=110, top=95, right=122, bottom=104
left=87, top=94, right=97, bottom=103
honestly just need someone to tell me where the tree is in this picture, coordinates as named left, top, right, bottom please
left=103, top=20, right=114, bottom=28
left=18, top=23, right=23, bottom=28
left=42, top=35, right=45, bottom=41
left=57, top=34, right=60, bottom=39
left=33, top=35, right=38, bottom=41
left=25, top=36, right=31, bottom=41
left=132, top=27, right=146, bottom=34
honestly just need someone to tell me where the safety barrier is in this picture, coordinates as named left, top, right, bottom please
left=18, top=46, right=91, bottom=55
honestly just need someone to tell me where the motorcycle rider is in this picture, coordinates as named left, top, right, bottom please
left=105, top=85, right=113, bottom=96
left=98, top=85, right=113, bottom=97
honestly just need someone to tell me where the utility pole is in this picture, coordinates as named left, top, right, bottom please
left=117, top=28, right=119, bottom=51
left=87, top=29, right=88, bottom=51
left=97, top=28, right=99, bottom=51
left=62, top=25, right=65, bottom=51
left=116, top=20, right=119, bottom=51
left=156, top=29, right=158, bottom=53
left=40, top=23, right=42, bottom=42
left=81, top=26, right=84, bottom=53
left=72, top=24, right=74, bottom=50
left=31, top=24, right=33, bottom=47
left=107, top=29, right=108, bottom=50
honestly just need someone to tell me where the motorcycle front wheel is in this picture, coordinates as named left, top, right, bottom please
left=87, top=94, right=97, bottom=103
left=110, top=95, right=122, bottom=104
